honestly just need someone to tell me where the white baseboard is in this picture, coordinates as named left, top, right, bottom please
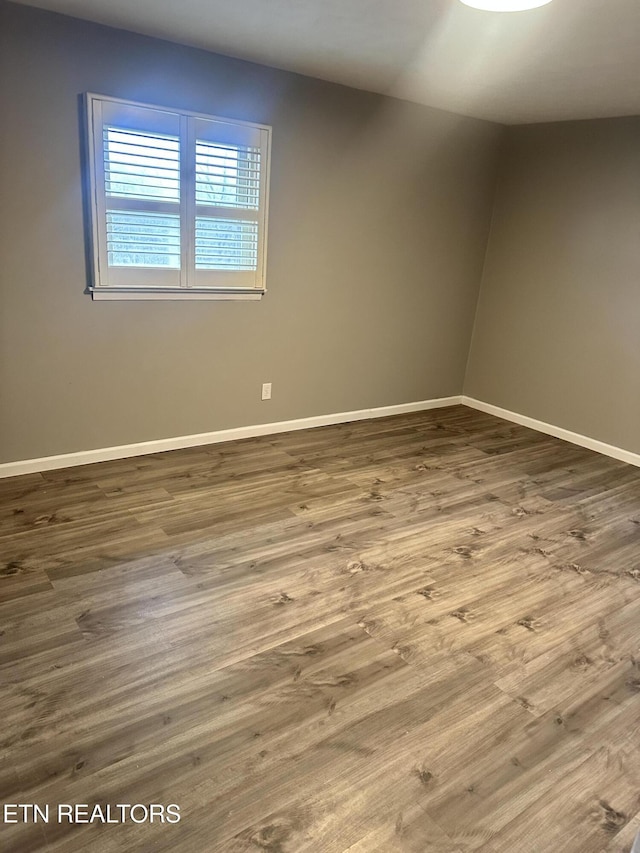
left=4, top=394, right=638, bottom=478
left=462, top=396, right=640, bottom=469
left=0, top=396, right=462, bottom=479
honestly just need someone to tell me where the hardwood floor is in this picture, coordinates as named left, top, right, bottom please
left=1, top=405, right=640, bottom=853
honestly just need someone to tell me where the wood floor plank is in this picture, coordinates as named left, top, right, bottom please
left=342, top=802, right=464, bottom=853
left=471, top=746, right=640, bottom=853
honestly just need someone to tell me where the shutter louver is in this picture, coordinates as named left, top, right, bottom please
left=195, top=142, right=260, bottom=210
left=104, top=128, right=180, bottom=202
left=195, top=218, right=258, bottom=271
left=107, top=211, right=181, bottom=269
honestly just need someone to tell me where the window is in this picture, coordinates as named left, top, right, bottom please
left=85, top=94, right=271, bottom=300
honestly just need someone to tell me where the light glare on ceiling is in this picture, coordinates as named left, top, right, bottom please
left=459, top=0, right=553, bottom=10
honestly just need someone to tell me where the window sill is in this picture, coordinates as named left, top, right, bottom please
left=90, top=288, right=265, bottom=301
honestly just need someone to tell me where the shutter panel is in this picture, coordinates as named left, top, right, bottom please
left=191, top=118, right=269, bottom=290
left=103, top=128, right=181, bottom=273
left=93, top=101, right=182, bottom=289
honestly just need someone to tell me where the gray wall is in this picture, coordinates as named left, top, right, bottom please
left=465, top=117, right=640, bottom=455
left=0, top=1, right=502, bottom=463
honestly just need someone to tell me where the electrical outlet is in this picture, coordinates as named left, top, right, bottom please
left=261, top=382, right=272, bottom=401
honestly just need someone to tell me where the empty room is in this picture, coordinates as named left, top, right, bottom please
left=1, top=0, right=639, bottom=850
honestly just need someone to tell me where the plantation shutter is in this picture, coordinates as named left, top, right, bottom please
left=87, top=95, right=271, bottom=298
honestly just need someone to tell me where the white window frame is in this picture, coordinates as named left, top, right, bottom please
left=85, top=93, right=272, bottom=301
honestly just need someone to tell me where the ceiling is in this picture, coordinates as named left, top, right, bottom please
left=11, top=0, right=640, bottom=124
